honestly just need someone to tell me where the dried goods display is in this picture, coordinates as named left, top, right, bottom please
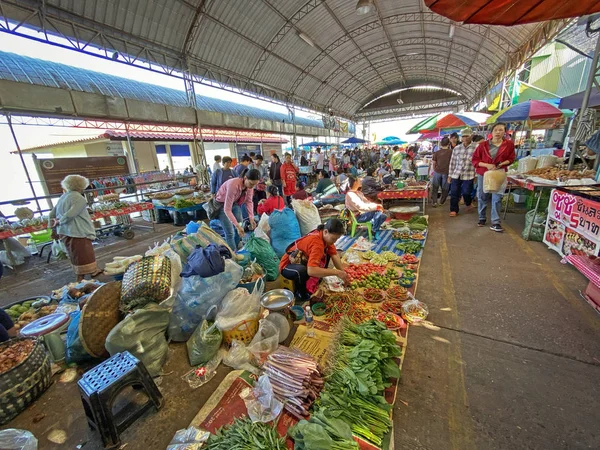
left=525, top=167, right=596, bottom=181
left=0, top=339, right=34, bottom=375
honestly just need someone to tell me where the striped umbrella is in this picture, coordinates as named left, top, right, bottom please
left=408, top=112, right=490, bottom=133
left=486, top=100, right=563, bottom=124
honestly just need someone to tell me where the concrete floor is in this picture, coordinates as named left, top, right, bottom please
left=394, top=206, right=600, bottom=450
left=1, top=212, right=599, bottom=449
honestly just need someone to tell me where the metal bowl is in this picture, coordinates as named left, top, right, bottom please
left=260, top=289, right=295, bottom=311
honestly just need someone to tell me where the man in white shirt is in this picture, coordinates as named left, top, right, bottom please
left=212, top=155, right=222, bottom=174
left=316, top=147, right=324, bottom=170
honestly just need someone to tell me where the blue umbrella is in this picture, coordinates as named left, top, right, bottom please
left=301, top=141, right=329, bottom=147
left=341, top=136, right=367, bottom=144
left=382, top=136, right=401, bottom=141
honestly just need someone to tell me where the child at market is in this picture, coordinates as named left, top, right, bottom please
left=257, top=185, right=285, bottom=215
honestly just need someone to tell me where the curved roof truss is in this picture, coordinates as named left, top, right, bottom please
left=0, top=0, right=568, bottom=119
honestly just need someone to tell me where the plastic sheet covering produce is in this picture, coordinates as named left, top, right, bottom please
left=536, top=155, right=557, bottom=169
left=483, top=169, right=508, bottom=194
left=268, top=207, right=301, bottom=258
left=168, top=259, right=243, bottom=342
left=105, top=303, right=170, bottom=377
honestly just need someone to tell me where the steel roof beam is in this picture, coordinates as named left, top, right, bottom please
left=372, top=0, right=406, bottom=83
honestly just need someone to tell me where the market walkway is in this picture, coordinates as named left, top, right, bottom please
left=395, top=207, right=600, bottom=450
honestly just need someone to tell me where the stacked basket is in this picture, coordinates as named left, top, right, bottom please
left=0, top=338, right=51, bottom=425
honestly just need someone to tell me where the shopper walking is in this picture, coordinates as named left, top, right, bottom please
left=269, top=153, right=284, bottom=197
left=472, top=122, right=515, bottom=232
left=430, top=136, right=452, bottom=207
left=390, top=145, right=404, bottom=177
left=215, top=170, right=260, bottom=250
left=210, top=156, right=234, bottom=194
left=315, top=147, right=324, bottom=171
left=281, top=152, right=299, bottom=204
left=328, top=152, right=337, bottom=177
left=49, top=175, right=102, bottom=281
left=212, top=155, right=222, bottom=173
left=447, top=128, right=477, bottom=216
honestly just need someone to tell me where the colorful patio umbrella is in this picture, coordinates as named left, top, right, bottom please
left=408, top=112, right=490, bottom=133
left=424, top=0, right=600, bottom=26
left=375, top=139, right=406, bottom=146
left=381, top=136, right=401, bottom=141
left=486, top=100, right=563, bottom=124
left=341, top=136, right=368, bottom=144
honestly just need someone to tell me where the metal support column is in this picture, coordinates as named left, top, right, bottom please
left=124, top=123, right=139, bottom=174
left=569, top=30, right=600, bottom=169
left=6, top=114, right=42, bottom=214
left=288, top=105, right=297, bottom=158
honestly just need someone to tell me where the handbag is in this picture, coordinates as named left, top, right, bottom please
left=203, top=198, right=223, bottom=220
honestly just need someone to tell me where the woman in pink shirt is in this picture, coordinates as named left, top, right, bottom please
left=345, top=176, right=387, bottom=240
left=215, top=169, right=260, bottom=250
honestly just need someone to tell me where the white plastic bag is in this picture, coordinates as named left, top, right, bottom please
left=246, top=318, right=280, bottom=367
left=483, top=169, right=508, bottom=194
left=51, top=239, right=68, bottom=260
left=215, top=278, right=263, bottom=332
left=0, top=429, right=38, bottom=450
left=254, top=213, right=271, bottom=242
left=240, top=374, right=283, bottom=423
left=292, top=199, right=321, bottom=235
left=223, top=339, right=259, bottom=374
left=518, top=156, right=538, bottom=173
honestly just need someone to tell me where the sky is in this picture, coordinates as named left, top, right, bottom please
left=0, top=31, right=422, bottom=209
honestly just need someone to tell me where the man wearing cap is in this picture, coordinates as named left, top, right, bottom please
left=447, top=128, right=477, bottom=217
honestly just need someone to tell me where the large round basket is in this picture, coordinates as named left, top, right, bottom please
left=0, top=337, right=51, bottom=425
left=79, top=281, right=122, bottom=358
left=222, top=319, right=259, bottom=345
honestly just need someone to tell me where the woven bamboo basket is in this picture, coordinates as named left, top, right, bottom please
left=221, top=319, right=259, bottom=345
left=0, top=337, right=51, bottom=425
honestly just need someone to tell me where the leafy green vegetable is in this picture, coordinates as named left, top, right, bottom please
left=311, top=318, right=402, bottom=446
left=395, top=241, right=423, bottom=254
left=408, top=215, right=428, bottom=226
left=289, top=411, right=358, bottom=449
left=205, top=417, right=285, bottom=449
left=407, top=222, right=427, bottom=231
left=174, top=198, right=195, bottom=209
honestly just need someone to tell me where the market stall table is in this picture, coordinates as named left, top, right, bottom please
left=378, top=185, right=429, bottom=215
left=153, top=202, right=207, bottom=226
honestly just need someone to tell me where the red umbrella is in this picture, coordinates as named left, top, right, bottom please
left=424, top=0, right=600, bottom=25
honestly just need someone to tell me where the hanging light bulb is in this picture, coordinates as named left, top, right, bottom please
left=356, top=0, right=375, bottom=15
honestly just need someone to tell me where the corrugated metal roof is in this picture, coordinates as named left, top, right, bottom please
left=15, top=129, right=288, bottom=153
left=0, top=0, right=554, bottom=117
left=0, top=50, right=323, bottom=129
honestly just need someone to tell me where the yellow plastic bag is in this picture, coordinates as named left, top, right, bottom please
left=483, top=169, right=508, bottom=194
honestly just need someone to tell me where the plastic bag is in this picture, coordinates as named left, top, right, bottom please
left=186, top=312, right=222, bottom=366
left=0, top=251, right=25, bottom=269
left=246, top=318, right=280, bottom=367
left=168, top=259, right=243, bottom=341
left=254, top=213, right=271, bottom=242
left=105, top=303, right=170, bottom=377
left=518, top=156, right=538, bottom=173
left=181, top=351, right=224, bottom=389
left=291, top=200, right=321, bottom=235
left=4, top=237, right=31, bottom=259
left=244, top=236, right=280, bottom=281
left=51, top=239, right=68, bottom=260
left=322, top=275, right=345, bottom=292
left=223, top=340, right=258, bottom=374
left=167, top=426, right=210, bottom=450
left=268, top=208, right=301, bottom=258
left=215, top=280, right=263, bottom=332
left=483, top=169, right=508, bottom=194
left=536, top=154, right=557, bottom=169
left=0, top=429, right=37, bottom=450
left=522, top=209, right=546, bottom=242
left=66, top=310, right=95, bottom=364
left=240, top=374, right=283, bottom=423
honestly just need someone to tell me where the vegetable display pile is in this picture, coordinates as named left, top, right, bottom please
left=401, top=254, right=419, bottom=265
left=0, top=339, right=34, bottom=375
left=410, top=233, right=426, bottom=240
left=389, top=220, right=407, bottom=228
left=264, top=347, right=323, bottom=419
left=345, top=264, right=387, bottom=283
left=361, top=250, right=377, bottom=260
left=370, top=254, right=389, bottom=266
left=408, top=216, right=428, bottom=227
left=349, top=271, right=392, bottom=290
left=381, top=300, right=405, bottom=315
left=376, top=312, right=405, bottom=330
left=395, top=241, right=423, bottom=254
left=363, top=288, right=384, bottom=303
left=173, top=198, right=196, bottom=209
left=205, top=417, right=285, bottom=449
left=392, top=230, right=410, bottom=240
left=387, top=286, right=408, bottom=300
left=380, top=251, right=398, bottom=262
left=316, top=319, right=402, bottom=447
left=289, top=410, right=359, bottom=449
left=323, top=292, right=377, bottom=325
